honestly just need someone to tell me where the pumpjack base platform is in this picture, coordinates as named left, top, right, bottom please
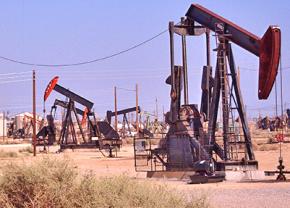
left=101, top=139, right=122, bottom=147
left=59, top=139, right=122, bottom=150
left=225, top=170, right=265, bottom=181
left=146, top=169, right=265, bottom=183
left=147, top=171, right=196, bottom=180
left=189, top=173, right=225, bottom=184
left=59, top=143, right=98, bottom=150
left=216, top=160, right=259, bottom=171
left=146, top=170, right=225, bottom=183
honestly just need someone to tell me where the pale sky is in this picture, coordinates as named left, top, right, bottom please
left=0, top=0, right=289, bottom=119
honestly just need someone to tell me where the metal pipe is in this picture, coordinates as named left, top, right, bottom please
left=135, top=84, right=139, bottom=136
left=114, top=86, right=118, bottom=131
left=181, top=17, right=189, bottom=105
left=279, top=55, right=284, bottom=159
left=169, top=21, right=175, bottom=92
left=275, top=81, right=278, bottom=117
left=206, top=29, right=211, bottom=118
left=32, top=70, right=36, bottom=156
left=206, top=29, right=211, bottom=66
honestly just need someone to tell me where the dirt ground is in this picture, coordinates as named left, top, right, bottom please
left=0, top=141, right=290, bottom=208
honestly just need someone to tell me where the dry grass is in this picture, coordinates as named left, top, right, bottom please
left=123, top=137, right=134, bottom=145
left=0, top=157, right=209, bottom=208
left=258, top=144, right=279, bottom=151
left=0, top=138, right=30, bottom=145
left=18, top=146, right=33, bottom=154
left=0, top=150, right=18, bottom=158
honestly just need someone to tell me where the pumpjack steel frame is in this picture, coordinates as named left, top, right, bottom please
left=134, top=4, right=281, bottom=177
left=106, top=106, right=141, bottom=138
left=51, top=99, right=99, bottom=141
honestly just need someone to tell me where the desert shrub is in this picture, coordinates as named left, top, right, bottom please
left=0, top=157, right=77, bottom=208
left=0, top=150, right=18, bottom=158
left=0, top=158, right=209, bottom=208
left=18, top=146, right=33, bottom=154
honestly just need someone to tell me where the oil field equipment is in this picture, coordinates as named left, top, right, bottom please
left=36, top=114, right=55, bottom=146
left=134, top=4, right=281, bottom=182
left=106, top=106, right=141, bottom=138
left=51, top=99, right=99, bottom=141
left=8, top=113, right=43, bottom=139
left=39, top=76, right=122, bottom=156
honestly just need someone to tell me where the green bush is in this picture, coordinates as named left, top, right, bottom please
left=0, top=158, right=209, bottom=208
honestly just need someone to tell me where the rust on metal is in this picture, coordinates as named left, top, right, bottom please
left=44, top=76, right=59, bottom=101
left=259, top=26, right=281, bottom=99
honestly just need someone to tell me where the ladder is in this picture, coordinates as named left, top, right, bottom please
left=215, top=25, right=248, bottom=161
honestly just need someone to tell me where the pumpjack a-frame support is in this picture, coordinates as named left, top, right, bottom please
left=207, top=32, right=255, bottom=165
left=58, top=99, right=87, bottom=148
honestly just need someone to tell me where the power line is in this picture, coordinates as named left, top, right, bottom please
left=0, top=71, right=31, bottom=76
left=116, top=87, right=136, bottom=92
left=0, top=79, right=32, bottom=85
left=0, top=29, right=168, bottom=67
left=0, top=104, right=42, bottom=110
left=36, top=74, right=166, bottom=82
left=37, top=66, right=170, bottom=73
left=239, top=66, right=290, bottom=71
left=0, top=74, right=31, bottom=80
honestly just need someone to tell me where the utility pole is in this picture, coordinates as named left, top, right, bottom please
left=135, top=84, right=139, bottom=136
left=162, top=105, right=165, bottom=123
left=32, top=70, right=36, bottom=156
left=114, top=86, right=118, bottom=131
left=155, top=97, right=158, bottom=120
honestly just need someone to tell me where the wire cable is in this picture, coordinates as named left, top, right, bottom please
left=0, top=29, right=168, bottom=67
left=0, top=74, right=31, bottom=80
left=0, top=71, right=31, bottom=76
left=239, top=66, right=290, bottom=71
left=0, top=79, right=32, bottom=85
left=116, top=87, right=136, bottom=92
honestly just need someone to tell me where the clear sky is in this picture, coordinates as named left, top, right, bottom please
left=0, top=0, right=289, bottom=119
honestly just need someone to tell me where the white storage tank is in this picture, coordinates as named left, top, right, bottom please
left=0, top=113, right=7, bottom=137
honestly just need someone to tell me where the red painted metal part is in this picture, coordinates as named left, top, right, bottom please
left=186, top=4, right=281, bottom=100
left=259, top=26, right=281, bottom=99
left=81, top=107, right=88, bottom=127
left=44, top=76, right=59, bottom=101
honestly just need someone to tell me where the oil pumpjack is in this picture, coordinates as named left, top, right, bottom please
left=134, top=4, right=281, bottom=182
left=37, top=76, right=122, bottom=156
left=106, top=106, right=141, bottom=138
